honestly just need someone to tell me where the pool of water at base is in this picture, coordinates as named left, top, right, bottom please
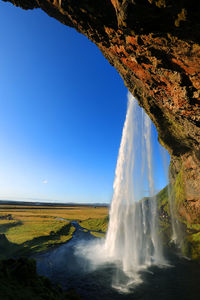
left=36, top=222, right=200, bottom=300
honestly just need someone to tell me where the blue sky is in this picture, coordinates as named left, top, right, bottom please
left=0, top=2, right=170, bottom=203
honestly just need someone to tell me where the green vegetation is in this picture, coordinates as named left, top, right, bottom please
left=81, top=229, right=88, bottom=232
left=90, top=231, right=105, bottom=238
left=155, top=178, right=200, bottom=262
left=181, top=227, right=200, bottom=261
left=171, top=167, right=200, bottom=261
left=3, top=217, right=74, bottom=245
left=0, top=219, right=22, bottom=232
left=0, top=204, right=109, bottom=299
left=0, top=205, right=108, bottom=221
left=155, top=186, right=172, bottom=244
left=0, top=204, right=108, bottom=258
left=0, top=258, right=81, bottom=300
left=182, top=232, right=200, bottom=261
left=174, top=168, right=185, bottom=217
left=0, top=214, right=75, bottom=258
left=79, top=216, right=108, bottom=237
left=157, top=186, right=170, bottom=216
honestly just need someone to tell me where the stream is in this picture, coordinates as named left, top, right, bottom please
left=36, top=221, right=200, bottom=300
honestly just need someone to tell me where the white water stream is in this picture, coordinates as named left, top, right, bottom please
left=103, top=93, right=166, bottom=289
left=76, top=93, right=168, bottom=292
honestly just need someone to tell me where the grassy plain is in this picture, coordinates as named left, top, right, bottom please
left=0, top=203, right=108, bottom=259
left=79, top=216, right=108, bottom=233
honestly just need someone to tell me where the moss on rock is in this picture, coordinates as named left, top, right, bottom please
left=182, top=232, right=200, bottom=261
left=156, top=186, right=172, bottom=245
left=169, top=163, right=200, bottom=262
left=174, top=168, right=185, bottom=218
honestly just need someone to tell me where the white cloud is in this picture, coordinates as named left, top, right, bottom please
left=42, top=179, right=48, bottom=184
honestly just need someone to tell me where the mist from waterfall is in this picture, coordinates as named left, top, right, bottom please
left=75, top=92, right=168, bottom=292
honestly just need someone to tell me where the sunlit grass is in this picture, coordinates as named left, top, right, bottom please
left=79, top=216, right=108, bottom=233
left=90, top=231, right=106, bottom=238
left=0, top=206, right=108, bottom=221
left=5, top=217, right=70, bottom=244
left=0, top=205, right=108, bottom=257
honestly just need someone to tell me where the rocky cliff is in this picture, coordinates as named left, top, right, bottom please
left=2, top=0, right=200, bottom=258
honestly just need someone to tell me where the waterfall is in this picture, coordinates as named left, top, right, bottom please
left=75, top=92, right=167, bottom=292
left=104, top=93, right=166, bottom=288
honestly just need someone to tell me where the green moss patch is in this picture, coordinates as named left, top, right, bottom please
left=155, top=186, right=172, bottom=244
left=171, top=165, right=200, bottom=261
left=182, top=232, right=200, bottom=261
left=157, top=186, right=170, bottom=216
left=174, top=168, right=185, bottom=215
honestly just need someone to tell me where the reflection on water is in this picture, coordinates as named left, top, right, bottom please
left=36, top=222, right=200, bottom=300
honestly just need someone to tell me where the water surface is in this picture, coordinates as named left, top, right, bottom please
left=36, top=222, right=200, bottom=300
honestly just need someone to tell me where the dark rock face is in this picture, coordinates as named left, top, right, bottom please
left=2, top=0, right=200, bottom=256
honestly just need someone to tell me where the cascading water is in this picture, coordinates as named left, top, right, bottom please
left=76, top=92, right=168, bottom=292
left=104, top=93, right=166, bottom=288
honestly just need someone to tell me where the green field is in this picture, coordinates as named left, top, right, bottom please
left=79, top=216, right=108, bottom=233
left=0, top=204, right=108, bottom=259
